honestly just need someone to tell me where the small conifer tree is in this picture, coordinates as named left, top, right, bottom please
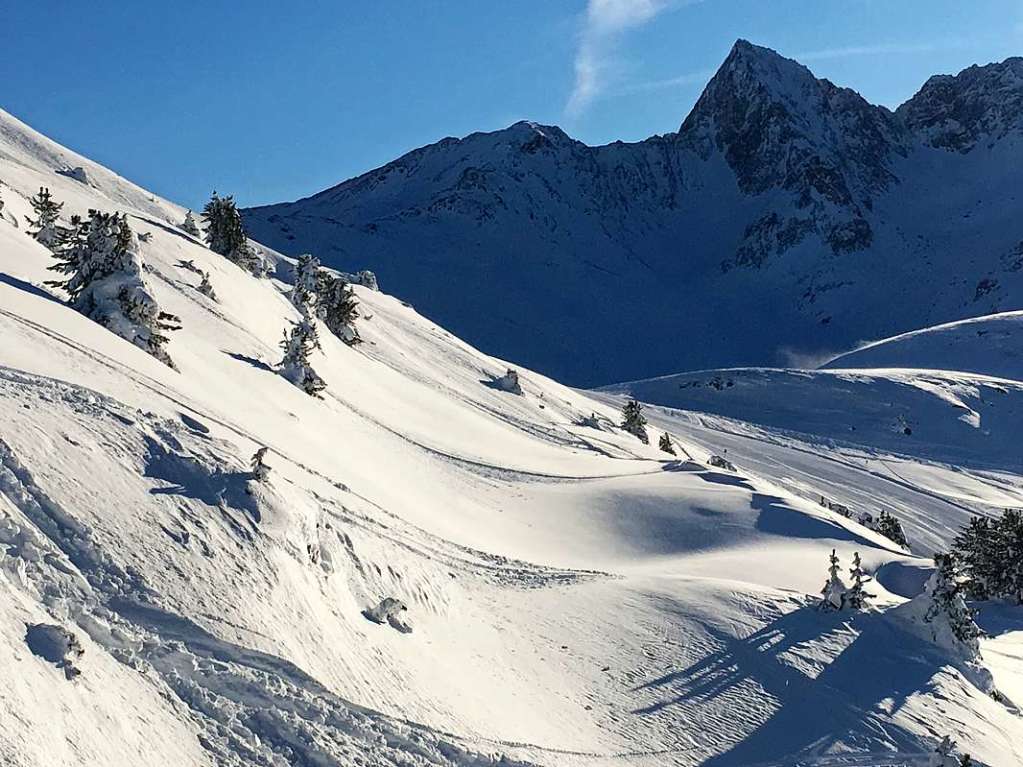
left=621, top=400, right=648, bottom=444
left=251, top=447, right=271, bottom=482
left=25, top=187, right=64, bottom=250
left=197, top=271, right=218, bottom=301
left=658, top=432, right=676, bottom=455
left=279, top=318, right=326, bottom=397
left=201, top=192, right=265, bottom=277
left=872, top=509, right=909, bottom=549
left=846, top=552, right=874, bottom=610
left=316, top=270, right=361, bottom=345
left=181, top=209, right=201, bottom=237
left=818, top=549, right=847, bottom=611
left=291, top=254, right=320, bottom=315
left=923, top=554, right=983, bottom=656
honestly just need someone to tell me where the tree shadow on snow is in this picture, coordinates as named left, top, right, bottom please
left=752, top=493, right=878, bottom=548
left=0, top=272, right=64, bottom=305
left=695, top=470, right=756, bottom=490
left=224, top=350, right=274, bottom=373
left=975, top=602, right=1023, bottom=638
left=632, top=608, right=957, bottom=764
left=131, top=214, right=204, bottom=245
left=143, top=436, right=260, bottom=527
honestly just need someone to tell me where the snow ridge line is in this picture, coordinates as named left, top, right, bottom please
left=324, top=387, right=665, bottom=483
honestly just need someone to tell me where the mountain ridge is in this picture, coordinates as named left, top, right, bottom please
left=243, top=41, right=1023, bottom=386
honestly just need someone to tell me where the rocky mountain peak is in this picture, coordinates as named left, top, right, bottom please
left=898, top=56, right=1023, bottom=151
left=678, top=40, right=906, bottom=266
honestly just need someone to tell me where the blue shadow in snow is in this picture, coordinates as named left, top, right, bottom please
left=632, top=606, right=958, bottom=764
left=0, top=272, right=63, bottom=305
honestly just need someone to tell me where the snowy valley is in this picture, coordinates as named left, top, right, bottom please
left=1, top=69, right=1022, bottom=767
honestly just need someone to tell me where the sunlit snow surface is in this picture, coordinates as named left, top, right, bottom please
left=1, top=107, right=1022, bottom=766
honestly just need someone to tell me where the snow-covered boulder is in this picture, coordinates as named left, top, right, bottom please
left=363, top=597, right=412, bottom=634
left=492, top=368, right=522, bottom=395
left=708, top=454, right=736, bottom=472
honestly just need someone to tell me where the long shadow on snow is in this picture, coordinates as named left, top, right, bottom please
left=695, top=471, right=879, bottom=548
left=633, top=607, right=959, bottom=764
left=0, top=272, right=64, bottom=305
left=225, top=350, right=274, bottom=373
left=143, top=435, right=260, bottom=525
left=753, top=493, right=878, bottom=548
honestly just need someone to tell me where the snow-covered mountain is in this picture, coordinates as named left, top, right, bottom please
left=243, top=41, right=1023, bottom=387
left=2, top=105, right=1022, bottom=767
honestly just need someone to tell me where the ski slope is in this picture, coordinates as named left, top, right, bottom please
left=1, top=107, right=1022, bottom=767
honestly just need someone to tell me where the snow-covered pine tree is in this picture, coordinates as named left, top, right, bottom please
left=197, top=271, right=218, bottom=301
left=25, top=187, right=64, bottom=250
left=278, top=318, right=326, bottom=397
left=251, top=447, right=271, bottom=481
left=846, top=552, right=874, bottom=610
left=46, top=210, right=180, bottom=368
left=953, top=510, right=1023, bottom=603
left=922, top=554, right=983, bottom=657
left=818, top=548, right=847, bottom=611
left=658, top=432, right=676, bottom=455
left=872, top=509, right=909, bottom=549
left=181, top=209, right=201, bottom=237
left=954, top=515, right=997, bottom=600
left=315, top=270, right=361, bottom=345
left=290, top=254, right=320, bottom=316
left=1000, top=509, right=1023, bottom=604
left=201, top=191, right=266, bottom=277
left=620, top=400, right=648, bottom=444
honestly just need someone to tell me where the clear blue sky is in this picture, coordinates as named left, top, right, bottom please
left=4, top=1, right=1020, bottom=209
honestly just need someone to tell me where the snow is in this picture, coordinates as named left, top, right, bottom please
left=241, top=46, right=1023, bottom=389
left=1, top=105, right=1023, bottom=767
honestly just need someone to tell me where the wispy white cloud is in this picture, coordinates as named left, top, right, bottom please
left=617, top=68, right=714, bottom=95
left=564, top=0, right=675, bottom=118
left=793, top=41, right=957, bottom=62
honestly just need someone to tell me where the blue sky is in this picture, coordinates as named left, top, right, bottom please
left=4, top=1, right=1021, bottom=209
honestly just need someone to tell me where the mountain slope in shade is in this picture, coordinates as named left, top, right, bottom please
left=243, top=41, right=1023, bottom=387
left=3, top=109, right=1023, bottom=766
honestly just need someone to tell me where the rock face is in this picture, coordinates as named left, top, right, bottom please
left=244, top=42, right=1023, bottom=386
left=679, top=40, right=909, bottom=267
left=898, top=57, right=1023, bottom=151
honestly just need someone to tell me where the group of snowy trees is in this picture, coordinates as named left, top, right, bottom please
left=951, top=510, right=1023, bottom=604
left=870, top=509, right=909, bottom=548
left=817, top=549, right=874, bottom=611
left=25, top=188, right=181, bottom=368
left=24, top=186, right=364, bottom=393
left=275, top=253, right=364, bottom=397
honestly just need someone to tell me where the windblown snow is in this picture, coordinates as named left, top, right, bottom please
left=1, top=104, right=1022, bottom=767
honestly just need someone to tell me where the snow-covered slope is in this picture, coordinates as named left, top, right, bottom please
left=824, top=311, right=1023, bottom=381
left=2, top=109, right=1023, bottom=767
left=242, top=41, right=1023, bottom=387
